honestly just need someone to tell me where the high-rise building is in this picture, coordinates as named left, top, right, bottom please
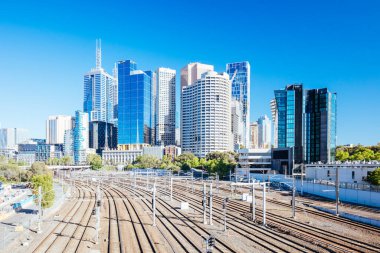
left=304, top=88, right=337, bottom=163
left=226, top=62, right=251, bottom=148
left=74, top=111, right=90, bottom=164
left=273, top=84, right=304, bottom=163
left=270, top=99, right=278, bottom=148
left=250, top=122, right=259, bottom=149
left=89, top=121, right=117, bottom=155
left=83, top=40, right=116, bottom=123
left=182, top=70, right=231, bottom=157
left=156, top=67, right=176, bottom=146
left=46, top=115, right=74, bottom=144
left=257, top=115, right=271, bottom=149
left=63, top=129, right=74, bottom=158
left=231, top=99, right=244, bottom=149
left=180, top=62, right=214, bottom=146
left=0, top=128, right=29, bottom=149
left=117, top=60, right=153, bottom=148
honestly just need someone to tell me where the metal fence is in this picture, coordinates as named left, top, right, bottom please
left=304, top=178, right=380, bottom=192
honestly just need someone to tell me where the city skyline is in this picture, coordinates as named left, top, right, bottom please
left=0, top=1, right=379, bottom=145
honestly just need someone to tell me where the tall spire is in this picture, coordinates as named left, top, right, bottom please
left=96, top=39, right=102, bottom=69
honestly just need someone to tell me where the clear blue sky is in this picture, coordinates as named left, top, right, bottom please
left=0, top=0, right=379, bottom=145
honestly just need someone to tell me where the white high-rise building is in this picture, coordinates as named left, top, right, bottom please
left=156, top=67, right=176, bottom=146
left=250, top=122, right=259, bottom=149
left=182, top=70, right=232, bottom=157
left=180, top=62, right=214, bottom=145
left=46, top=115, right=74, bottom=144
left=257, top=115, right=271, bottom=149
left=231, top=99, right=244, bottom=149
left=0, top=128, right=29, bottom=149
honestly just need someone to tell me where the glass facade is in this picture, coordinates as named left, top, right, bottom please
left=274, top=84, right=303, bottom=163
left=226, top=62, right=250, bottom=147
left=118, top=60, right=152, bottom=145
left=74, top=111, right=89, bottom=164
left=304, top=88, right=337, bottom=163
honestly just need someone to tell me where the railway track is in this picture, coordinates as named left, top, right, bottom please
left=112, top=179, right=317, bottom=253
left=213, top=181, right=380, bottom=235
left=30, top=185, right=95, bottom=253
left=173, top=182, right=380, bottom=253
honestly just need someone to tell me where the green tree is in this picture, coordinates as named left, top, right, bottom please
left=134, top=155, right=161, bottom=169
left=30, top=162, right=50, bottom=175
left=336, top=150, right=350, bottom=161
left=367, top=168, right=380, bottom=185
left=87, top=154, right=102, bottom=170
left=31, top=174, right=55, bottom=208
left=61, top=156, right=73, bottom=166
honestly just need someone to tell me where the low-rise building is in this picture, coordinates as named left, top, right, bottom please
left=102, top=149, right=143, bottom=165
left=305, top=162, right=380, bottom=184
left=143, top=146, right=164, bottom=160
left=163, top=145, right=181, bottom=161
left=237, top=149, right=272, bottom=176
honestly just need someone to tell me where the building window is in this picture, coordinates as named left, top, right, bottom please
left=352, top=171, right=355, bottom=180
left=327, top=170, right=330, bottom=177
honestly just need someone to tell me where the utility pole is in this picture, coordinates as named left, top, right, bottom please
left=335, top=166, right=339, bottom=216
left=95, top=184, right=101, bottom=244
left=209, top=183, right=213, bottom=225
left=301, top=164, right=304, bottom=196
left=262, top=183, right=266, bottom=226
left=216, top=173, right=219, bottom=195
left=152, top=182, right=156, bottom=226
left=37, top=186, right=42, bottom=233
left=251, top=183, right=255, bottom=221
left=170, top=177, right=173, bottom=201
left=203, top=183, right=207, bottom=224
left=223, top=197, right=228, bottom=232
left=292, top=176, right=296, bottom=219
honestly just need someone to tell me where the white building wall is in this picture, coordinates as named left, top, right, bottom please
left=156, top=68, right=176, bottom=146
left=46, top=115, right=74, bottom=144
left=182, top=71, right=232, bottom=157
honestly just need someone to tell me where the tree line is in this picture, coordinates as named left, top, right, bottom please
left=336, top=145, right=380, bottom=161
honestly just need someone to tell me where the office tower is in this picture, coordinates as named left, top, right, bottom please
left=112, top=63, right=118, bottom=126
left=89, top=121, right=117, bottom=154
left=63, top=129, right=74, bottom=158
left=257, top=115, right=271, bottom=149
left=270, top=99, right=278, bottom=148
left=46, top=115, right=74, bottom=144
left=273, top=84, right=304, bottom=163
left=117, top=60, right=153, bottom=148
left=226, top=61, right=251, bottom=148
left=156, top=67, right=176, bottom=146
left=304, top=88, right=337, bottom=163
left=83, top=39, right=116, bottom=123
left=250, top=122, right=259, bottom=149
left=182, top=70, right=231, bottom=157
left=231, top=99, right=244, bottom=148
left=151, top=71, right=157, bottom=145
left=0, top=128, right=30, bottom=149
left=74, top=111, right=89, bottom=164
left=180, top=62, right=214, bottom=145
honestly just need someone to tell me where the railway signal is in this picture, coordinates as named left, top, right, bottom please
left=152, top=182, right=156, bottom=226
left=206, top=235, right=216, bottom=252
left=209, top=183, right=213, bottom=225
left=203, top=183, right=207, bottom=224
left=223, top=197, right=228, bottom=232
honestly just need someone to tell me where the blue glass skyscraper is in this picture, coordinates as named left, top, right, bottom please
left=226, top=62, right=250, bottom=148
left=117, top=60, right=152, bottom=147
left=273, top=84, right=304, bottom=163
left=73, top=110, right=89, bottom=164
left=304, top=88, right=337, bottom=163
left=83, top=40, right=115, bottom=123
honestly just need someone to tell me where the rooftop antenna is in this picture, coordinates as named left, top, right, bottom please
left=96, top=39, right=102, bottom=69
